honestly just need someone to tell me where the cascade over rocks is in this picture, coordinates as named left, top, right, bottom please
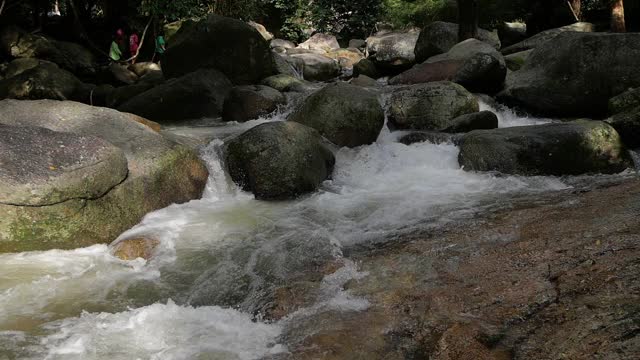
left=388, top=81, right=479, bottom=131
left=162, top=15, right=274, bottom=84
left=501, top=22, right=594, bottom=55
left=225, top=121, right=335, bottom=200
left=499, top=32, right=640, bottom=117
left=458, top=120, right=630, bottom=175
left=222, top=85, right=286, bottom=122
left=0, top=61, right=84, bottom=101
left=366, top=29, right=420, bottom=71
left=118, top=68, right=232, bottom=123
left=0, top=25, right=97, bottom=79
left=414, top=21, right=501, bottom=64
left=0, top=100, right=208, bottom=252
left=289, top=82, right=385, bottom=148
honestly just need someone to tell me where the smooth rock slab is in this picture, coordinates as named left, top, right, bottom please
left=0, top=126, right=128, bottom=206
left=458, top=120, right=630, bottom=175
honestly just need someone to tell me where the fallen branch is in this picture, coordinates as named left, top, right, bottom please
left=567, top=0, right=580, bottom=22
left=125, top=17, right=152, bottom=63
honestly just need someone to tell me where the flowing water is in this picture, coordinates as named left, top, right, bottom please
left=0, top=95, right=606, bottom=359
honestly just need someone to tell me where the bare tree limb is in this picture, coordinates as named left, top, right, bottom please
left=0, top=0, right=6, bottom=16
left=125, top=17, right=153, bottom=62
left=567, top=0, right=580, bottom=22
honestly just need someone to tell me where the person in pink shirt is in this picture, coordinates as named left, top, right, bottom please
left=129, top=30, right=140, bottom=64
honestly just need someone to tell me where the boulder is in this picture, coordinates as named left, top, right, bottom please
left=0, top=61, right=83, bottom=101
left=399, top=131, right=460, bottom=146
left=458, top=120, right=629, bottom=175
left=499, top=33, right=640, bottom=117
left=4, top=58, right=49, bottom=78
left=326, top=48, right=364, bottom=70
left=353, top=58, right=380, bottom=79
left=0, top=100, right=208, bottom=252
left=0, top=125, right=128, bottom=206
left=414, top=22, right=501, bottom=63
left=110, top=236, right=160, bottom=261
left=298, top=33, right=340, bottom=52
left=261, top=74, right=309, bottom=92
left=288, top=82, right=385, bottom=147
left=162, top=15, right=274, bottom=84
left=248, top=21, right=273, bottom=41
left=498, top=22, right=527, bottom=47
left=350, top=75, right=379, bottom=88
left=504, top=50, right=532, bottom=71
left=609, top=88, right=640, bottom=115
left=271, top=51, right=303, bottom=78
left=349, top=39, right=366, bottom=49
left=163, top=20, right=188, bottom=43
left=128, top=62, right=161, bottom=78
left=222, top=85, right=286, bottom=122
left=392, top=39, right=506, bottom=92
left=289, top=53, right=340, bottom=81
left=607, top=106, right=640, bottom=149
left=388, top=81, right=479, bottom=130
left=109, top=63, right=139, bottom=85
left=442, top=111, right=499, bottom=133
left=285, top=48, right=327, bottom=56
left=118, top=68, right=232, bottom=123
left=225, top=121, right=335, bottom=200
left=501, top=22, right=594, bottom=55
left=366, top=29, right=420, bottom=71
left=106, top=82, right=156, bottom=108
left=0, top=25, right=97, bottom=78
left=271, top=39, right=295, bottom=50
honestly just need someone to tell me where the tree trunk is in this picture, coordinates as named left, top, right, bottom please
left=611, top=0, right=626, bottom=32
left=568, top=0, right=581, bottom=21
left=457, top=0, right=478, bottom=42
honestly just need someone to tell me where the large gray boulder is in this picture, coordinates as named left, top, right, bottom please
left=366, top=29, right=421, bottom=71
left=298, top=33, right=340, bottom=52
left=609, top=88, right=640, bottom=115
left=261, top=74, right=310, bottom=92
left=499, top=32, right=640, bottom=117
left=394, top=39, right=506, bottom=92
left=414, top=22, right=501, bottom=63
left=272, top=51, right=304, bottom=78
left=118, top=68, right=232, bottom=123
left=607, top=106, right=640, bottom=149
left=501, top=22, right=594, bottom=55
left=458, top=120, right=629, bottom=175
left=0, top=61, right=83, bottom=101
left=388, top=81, right=479, bottom=130
left=0, top=100, right=209, bottom=252
left=225, top=122, right=335, bottom=200
left=442, top=111, right=498, bottom=133
left=162, top=15, right=274, bottom=84
left=288, top=82, right=385, bottom=148
left=0, top=25, right=97, bottom=78
left=222, top=85, right=286, bottom=122
left=0, top=125, right=128, bottom=206
left=289, top=53, right=340, bottom=81
left=353, top=58, right=380, bottom=78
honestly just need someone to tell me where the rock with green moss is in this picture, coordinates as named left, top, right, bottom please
left=388, top=81, right=479, bottom=130
left=225, top=122, right=335, bottom=200
left=458, top=120, right=630, bottom=175
left=609, top=88, right=640, bottom=115
left=0, top=61, right=84, bottom=101
left=0, top=100, right=209, bottom=252
left=504, top=50, right=532, bottom=71
left=288, top=82, right=384, bottom=147
left=261, top=74, right=309, bottom=92
left=499, top=33, right=640, bottom=117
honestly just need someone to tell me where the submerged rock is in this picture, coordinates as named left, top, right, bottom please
left=458, top=120, right=630, bottom=175
left=0, top=100, right=208, bottom=252
left=111, top=236, right=161, bottom=261
left=225, top=122, right=335, bottom=200
left=288, top=82, right=385, bottom=147
left=118, top=68, right=232, bottom=123
left=414, top=21, right=501, bottom=63
left=162, top=15, right=274, bottom=84
left=388, top=81, right=479, bottom=130
left=499, top=32, right=640, bottom=117
left=222, top=85, right=286, bottom=122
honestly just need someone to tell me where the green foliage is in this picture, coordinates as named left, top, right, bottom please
left=382, top=0, right=456, bottom=28
left=138, top=0, right=264, bottom=22
left=309, top=0, right=383, bottom=39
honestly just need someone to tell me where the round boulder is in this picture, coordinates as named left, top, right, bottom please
left=298, top=33, right=340, bottom=52
left=0, top=61, right=83, bottom=101
left=414, top=21, right=501, bottom=63
left=162, top=15, right=274, bottom=84
left=366, top=29, right=420, bottom=71
left=388, top=81, right=479, bottom=130
left=225, top=122, right=335, bottom=200
left=289, top=53, right=340, bottom=81
left=288, top=82, right=385, bottom=147
left=222, top=85, right=286, bottom=122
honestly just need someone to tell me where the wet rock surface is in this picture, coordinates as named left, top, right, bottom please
left=271, top=177, right=640, bottom=359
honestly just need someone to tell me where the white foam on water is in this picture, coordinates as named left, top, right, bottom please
left=479, top=99, right=553, bottom=127
left=37, top=300, right=285, bottom=360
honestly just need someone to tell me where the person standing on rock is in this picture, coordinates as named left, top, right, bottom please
left=109, top=36, right=122, bottom=62
left=154, top=33, right=166, bottom=64
left=129, top=29, right=140, bottom=64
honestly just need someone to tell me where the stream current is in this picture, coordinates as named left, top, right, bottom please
left=0, top=97, right=608, bottom=359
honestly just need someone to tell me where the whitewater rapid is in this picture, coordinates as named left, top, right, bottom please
left=0, top=98, right=570, bottom=359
